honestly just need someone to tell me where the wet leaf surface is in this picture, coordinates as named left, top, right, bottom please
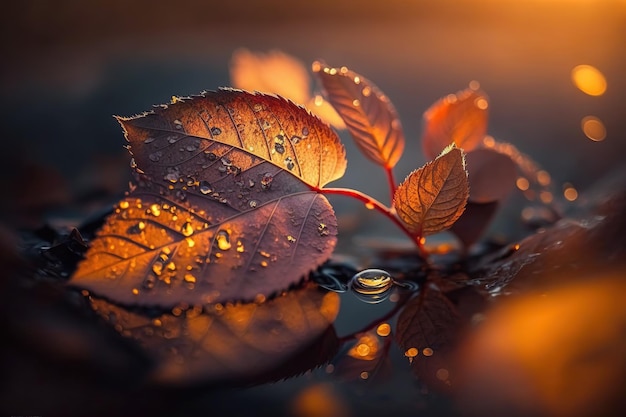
left=89, top=283, right=340, bottom=386
left=71, top=89, right=347, bottom=306
left=315, top=62, right=405, bottom=168
left=393, top=145, right=469, bottom=236
left=421, top=87, right=488, bottom=160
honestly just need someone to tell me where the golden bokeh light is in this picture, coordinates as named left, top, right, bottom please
left=563, top=185, right=578, bottom=202
left=376, top=323, right=391, bottom=337
left=516, top=177, right=530, bottom=191
left=581, top=116, right=606, bottom=142
left=571, top=64, right=607, bottom=96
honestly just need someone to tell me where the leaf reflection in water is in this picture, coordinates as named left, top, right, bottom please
left=88, top=282, right=340, bottom=386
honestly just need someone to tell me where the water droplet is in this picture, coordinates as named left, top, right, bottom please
left=352, top=99, right=360, bottom=107
left=205, top=151, right=217, bottom=161
left=261, top=119, right=271, bottom=130
left=261, top=173, right=273, bottom=190
left=216, top=230, right=231, bottom=250
left=253, top=103, right=263, bottom=112
left=260, top=261, right=268, bottom=267
left=167, top=135, right=179, bottom=144
left=211, top=127, right=222, bottom=136
left=236, top=240, right=245, bottom=252
left=144, top=137, right=156, bottom=144
left=181, top=222, right=194, bottom=237
left=138, top=221, right=146, bottom=231
left=199, top=181, right=213, bottom=195
left=149, top=151, right=162, bottom=162
left=221, top=157, right=232, bottom=167
left=376, top=323, right=391, bottom=337
left=152, top=261, right=164, bottom=276
left=284, top=157, right=294, bottom=170
left=119, top=201, right=130, bottom=209
left=150, top=203, right=161, bottom=217
left=422, top=347, right=433, bottom=356
left=130, top=158, right=137, bottom=169
left=302, top=127, right=309, bottom=137
left=186, top=144, right=197, bottom=152
left=350, top=269, right=394, bottom=304
left=286, top=235, right=296, bottom=243
left=143, top=275, right=156, bottom=289
left=184, top=273, right=196, bottom=283
left=362, top=86, right=372, bottom=97
left=164, top=168, right=180, bottom=183
left=248, top=179, right=255, bottom=188
left=174, top=119, right=183, bottom=129
left=248, top=199, right=258, bottom=208
left=291, top=135, right=302, bottom=145
left=318, top=223, right=329, bottom=236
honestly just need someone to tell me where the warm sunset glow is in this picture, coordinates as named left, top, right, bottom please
left=571, top=65, right=607, bottom=96
left=581, top=116, right=606, bottom=141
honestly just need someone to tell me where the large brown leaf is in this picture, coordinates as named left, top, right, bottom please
left=70, top=89, right=347, bottom=307
left=421, top=87, right=488, bottom=160
left=393, top=145, right=469, bottom=237
left=314, top=62, right=405, bottom=169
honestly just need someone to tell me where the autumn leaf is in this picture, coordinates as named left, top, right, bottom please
left=230, top=48, right=311, bottom=107
left=229, top=49, right=345, bottom=129
left=465, top=148, right=516, bottom=203
left=450, top=201, right=499, bottom=248
left=393, top=145, right=469, bottom=237
left=314, top=61, right=405, bottom=169
left=70, top=89, right=347, bottom=307
left=89, top=283, right=340, bottom=386
left=422, top=87, right=488, bottom=160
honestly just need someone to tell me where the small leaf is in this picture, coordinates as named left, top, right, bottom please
left=450, top=201, right=499, bottom=248
left=314, top=61, right=405, bottom=169
left=230, top=48, right=311, bottom=108
left=229, top=49, right=345, bottom=129
left=465, top=148, right=516, bottom=203
left=70, top=89, right=347, bottom=307
left=422, top=87, right=488, bottom=160
left=393, top=145, right=469, bottom=237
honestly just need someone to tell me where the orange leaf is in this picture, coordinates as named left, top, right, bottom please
left=314, top=61, right=405, bottom=169
left=229, top=49, right=345, bottom=129
left=422, top=87, right=488, bottom=160
left=393, top=145, right=469, bottom=236
left=70, top=89, right=347, bottom=307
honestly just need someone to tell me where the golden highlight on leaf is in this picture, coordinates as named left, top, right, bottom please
left=71, top=90, right=346, bottom=306
left=314, top=61, right=405, bottom=169
left=393, top=145, right=469, bottom=236
left=422, top=86, right=489, bottom=160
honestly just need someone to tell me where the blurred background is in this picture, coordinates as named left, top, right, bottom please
left=1, top=2, right=625, bottom=416
left=1, top=0, right=624, bottom=238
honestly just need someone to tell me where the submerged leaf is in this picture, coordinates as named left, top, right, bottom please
left=393, top=145, right=469, bottom=237
left=71, top=89, right=347, bottom=306
left=314, top=62, right=405, bottom=169
left=422, top=87, right=488, bottom=160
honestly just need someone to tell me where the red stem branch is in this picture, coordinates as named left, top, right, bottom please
left=384, top=166, right=397, bottom=203
left=317, top=187, right=429, bottom=260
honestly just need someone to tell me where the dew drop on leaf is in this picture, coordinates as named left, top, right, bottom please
left=261, top=173, right=273, bottom=190
left=152, top=261, right=164, bottom=276
left=284, top=157, right=295, bottom=171
left=199, top=181, right=213, bottom=195
left=318, top=223, right=329, bottom=236
left=216, top=230, right=232, bottom=251
left=211, top=127, right=222, bottom=136
left=181, top=222, right=194, bottom=237
left=119, top=201, right=130, bottom=210
left=149, top=203, right=161, bottom=217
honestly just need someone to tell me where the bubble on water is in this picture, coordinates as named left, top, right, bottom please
left=350, top=269, right=394, bottom=304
